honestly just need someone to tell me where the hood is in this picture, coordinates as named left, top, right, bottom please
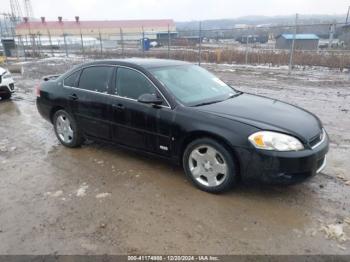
left=0, top=67, right=6, bottom=75
left=195, top=93, right=322, bottom=142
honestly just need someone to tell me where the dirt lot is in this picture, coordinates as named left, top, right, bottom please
left=0, top=57, right=350, bottom=255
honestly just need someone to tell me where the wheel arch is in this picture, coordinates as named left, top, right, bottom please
left=50, top=106, right=65, bottom=123
left=180, top=131, right=241, bottom=178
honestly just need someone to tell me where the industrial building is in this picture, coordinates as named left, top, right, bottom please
left=15, top=17, right=177, bottom=40
left=275, top=34, right=319, bottom=50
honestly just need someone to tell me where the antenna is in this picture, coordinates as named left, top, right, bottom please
left=23, top=0, right=34, bottom=19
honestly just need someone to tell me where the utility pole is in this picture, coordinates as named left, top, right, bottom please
left=346, top=6, right=350, bottom=24
left=288, top=13, right=298, bottom=75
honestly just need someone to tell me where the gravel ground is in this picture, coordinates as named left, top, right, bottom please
left=0, top=57, right=349, bottom=255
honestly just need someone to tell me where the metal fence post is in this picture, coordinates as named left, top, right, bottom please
left=63, top=33, right=68, bottom=57
left=142, top=27, right=145, bottom=58
left=168, top=24, right=171, bottom=59
left=37, top=34, right=42, bottom=57
left=198, top=21, right=202, bottom=66
left=328, top=21, right=335, bottom=50
left=19, top=35, right=26, bottom=60
left=99, top=30, right=103, bottom=56
left=120, top=28, right=124, bottom=57
left=80, top=33, right=85, bottom=59
left=245, top=36, right=249, bottom=64
left=47, top=29, right=54, bottom=57
left=288, top=13, right=298, bottom=75
left=25, top=35, right=29, bottom=58
left=15, top=35, right=19, bottom=61
left=30, top=34, right=36, bottom=57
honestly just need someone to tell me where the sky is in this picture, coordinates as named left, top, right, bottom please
left=1, top=0, right=349, bottom=21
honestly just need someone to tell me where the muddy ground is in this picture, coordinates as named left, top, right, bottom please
left=0, top=57, right=350, bottom=255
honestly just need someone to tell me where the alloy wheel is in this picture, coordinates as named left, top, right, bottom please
left=56, top=114, right=74, bottom=144
left=188, top=145, right=228, bottom=187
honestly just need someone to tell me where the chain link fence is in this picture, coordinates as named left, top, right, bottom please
left=4, top=21, right=350, bottom=72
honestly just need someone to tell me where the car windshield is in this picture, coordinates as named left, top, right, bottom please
left=150, top=65, right=238, bottom=106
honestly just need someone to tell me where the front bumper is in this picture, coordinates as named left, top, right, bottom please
left=240, top=133, right=329, bottom=184
left=0, top=78, right=15, bottom=94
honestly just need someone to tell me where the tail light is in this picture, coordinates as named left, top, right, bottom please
left=35, top=84, right=41, bottom=97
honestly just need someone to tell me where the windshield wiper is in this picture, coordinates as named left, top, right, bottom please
left=192, top=92, right=243, bottom=107
left=192, top=100, right=224, bottom=107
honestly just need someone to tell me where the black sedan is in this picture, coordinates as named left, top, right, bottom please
left=36, top=59, right=329, bottom=193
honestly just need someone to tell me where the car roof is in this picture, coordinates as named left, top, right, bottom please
left=82, top=58, right=191, bottom=70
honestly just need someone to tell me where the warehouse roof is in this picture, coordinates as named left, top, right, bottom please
left=279, top=34, right=319, bottom=40
left=16, top=19, right=175, bottom=30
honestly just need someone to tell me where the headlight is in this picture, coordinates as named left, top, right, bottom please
left=2, top=71, right=12, bottom=79
left=248, top=131, right=304, bottom=151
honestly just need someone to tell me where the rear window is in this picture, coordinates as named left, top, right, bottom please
left=64, top=70, right=80, bottom=87
left=78, top=66, right=114, bottom=93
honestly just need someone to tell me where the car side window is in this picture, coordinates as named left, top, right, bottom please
left=64, top=70, right=80, bottom=87
left=78, top=66, right=114, bottom=93
left=116, top=67, right=156, bottom=100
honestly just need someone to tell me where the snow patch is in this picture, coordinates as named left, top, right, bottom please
left=96, top=193, right=111, bottom=199
left=76, top=183, right=89, bottom=197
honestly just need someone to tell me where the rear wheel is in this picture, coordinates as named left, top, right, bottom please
left=183, top=138, right=238, bottom=193
left=53, top=110, right=83, bottom=148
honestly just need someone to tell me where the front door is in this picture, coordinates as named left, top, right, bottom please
left=110, top=67, right=173, bottom=156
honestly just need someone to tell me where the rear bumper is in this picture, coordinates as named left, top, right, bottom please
left=239, top=133, right=329, bottom=184
left=36, top=97, right=52, bottom=122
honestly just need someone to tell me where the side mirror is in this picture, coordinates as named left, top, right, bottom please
left=137, top=93, right=163, bottom=105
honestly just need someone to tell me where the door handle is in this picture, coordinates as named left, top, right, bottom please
left=112, top=103, right=124, bottom=110
left=69, top=93, right=79, bottom=101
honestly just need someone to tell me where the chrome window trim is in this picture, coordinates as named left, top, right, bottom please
left=114, top=65, right=171, bottom=108
left=63, top=85, right=112, bottom=97
left=311, top=129, right=326, bottom=150
left=63, top=64, right=171, bottom=109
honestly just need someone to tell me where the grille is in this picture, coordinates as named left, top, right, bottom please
left=309, top=130, right=324, bottom=148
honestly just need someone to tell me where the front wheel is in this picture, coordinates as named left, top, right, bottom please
left=0, top=92, right=12, bottom=100
left=183, top=138, right=238, bottom=193
left=53, top=110, right=83, bottom=148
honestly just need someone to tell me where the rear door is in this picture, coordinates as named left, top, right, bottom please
left=110, top=66, right=173, bottom=156
left=65, top=65, right=114, bottom=140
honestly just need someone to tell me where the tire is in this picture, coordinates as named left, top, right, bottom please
left=53, top=109, right=83, bottom=148
left=0, top=92, right=11, bottom=100
left=183, top=138, right=238, bottom=193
